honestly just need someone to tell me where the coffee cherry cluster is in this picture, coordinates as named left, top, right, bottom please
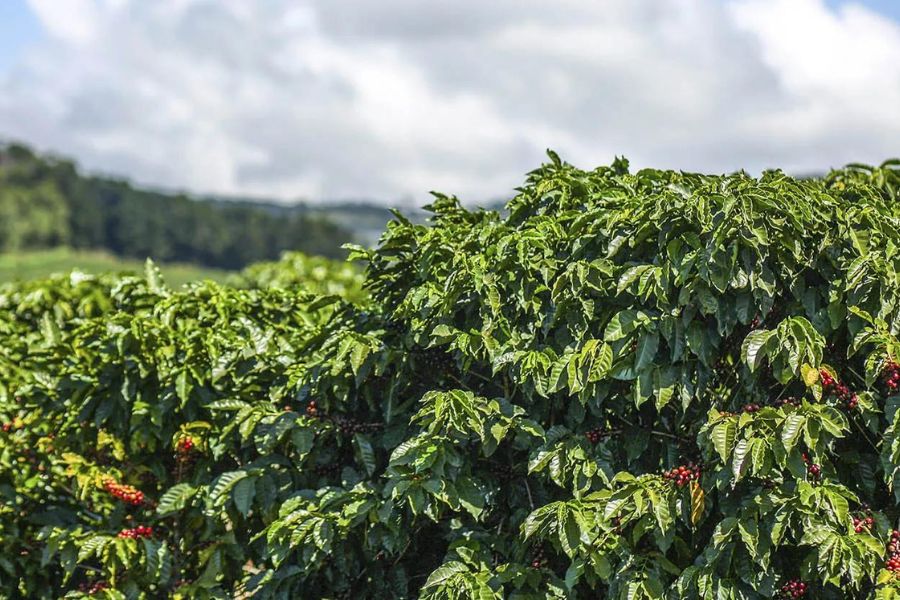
left=529, top=544, right=548, bottom=569
left=776, top=579, right=808, bottom=598
left=419, top=348, right=455, bottom=371
left=743, top=403, right=761, bottom=413
left=884, top=361, right=900, bottom=393
left=852, top=513, right=874, bottom=533
left=886, top=530, right=900, bottom=572
left=313, top=463, right=340, bottom=477
left=118, top=525, right=153, bottom=539
left=332, top=416, right=384, bottom=436
left=1, top=422, right=11, bottom=432
left=713, top=358, right=729, bottom=381
left=820, top=369, right=858, bottom=410
left=663, top=462, right=702, bottom=487
left=176, top=437, right=194, bottom=455
left=101, top=477, right=145, bottom=505
left=78, top=581, right=110, bottom=595
left=489, top=463, right=515, bottom=482
left=801, top=453, right=821, bottom=479
left=584, top=427, right=605, bottom=444
left=306, top=400, right=321, bottom=418
left=773, top=396, right=800, bottom=408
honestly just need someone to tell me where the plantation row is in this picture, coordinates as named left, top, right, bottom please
left=2, top=156, right=900, bottom=598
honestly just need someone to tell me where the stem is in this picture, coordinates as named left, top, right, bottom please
left=612, top=414, right=688, bottom=443
left=467, top=370, right=492, bottom=384
left=72, top=564, right=102, bottom=573
left=447, top=373, right=472, bottom=391
left=392, top=538, right=412, bottom=567
left=852, top=416, right=880, bottom=452
left=524, top=477, right=534, bottom=510
left=844, top=364, right=869, bottom=388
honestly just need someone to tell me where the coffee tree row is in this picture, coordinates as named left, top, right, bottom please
left=2, top=156, right=900, bottom=598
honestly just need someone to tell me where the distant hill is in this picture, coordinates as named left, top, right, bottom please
left=0, top=142, right=353, bottom=269
left=200, top=197, right=510, bottom=247
left=197, top=195, right=440, bottom=247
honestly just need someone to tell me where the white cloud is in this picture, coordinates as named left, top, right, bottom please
left=1, top=0, right=899, bottom=204
left=25, top=0, right=103, bottom=44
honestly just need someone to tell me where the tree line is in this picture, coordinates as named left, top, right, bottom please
left=0, top=142, right=352, bottom=268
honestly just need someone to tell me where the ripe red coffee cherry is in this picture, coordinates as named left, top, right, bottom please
left=584, top=427, right=604, bottom=444
left=663, top=461, right=701, bottom=487
left=852, top=514, right=874, bottom=533
left=885, top=529, right=900, bottom=572
left=118, top=524, right=154, bottom=539
left=176, top=437, right=195, bottom=455
left=776, top=579, right=807, bottom=598
left=102, top=477, right=146, bottom=506
left=820, top=369, right=860, bottom=410
left=306, top=400, right=320, bottom=418
left=883, top=361, right=900, bottom=392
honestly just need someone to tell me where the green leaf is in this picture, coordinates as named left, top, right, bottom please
left=712, top=420, right=736, bottom=462
left=781, top=414, right=806, bottom=451
left=741, top=329, right=774, bottom=371
left=423, top=561, right=469, bottom=588
left=210, top=471, right=248, bottom=505
left=232, top=477, right=256, bottom=517
left=157, top=484, right=199, bottom=516
left=355, top=434, right=377, bottom=477
left=634, top=333, right=659, bottom=371
left=604, top=310, right=647, bottom=342
left=732, top=439, right=751, bottom=481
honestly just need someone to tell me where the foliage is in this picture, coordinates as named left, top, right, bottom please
left=5, top=154, right=900, bottom=598
left=234, top=251, right=366, bottom=303
left=0, top=165, right=69, bottom=251
left=0, top=142, right=352, bottom=268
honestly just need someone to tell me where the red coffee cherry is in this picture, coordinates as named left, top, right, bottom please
left=883, top=361, right=900, bottom=393
left=852, top=514, right=874, bottom=533
left=117, top=524, right=154, bottom=539
left=821, top=369, right=858, bottom=410
left=584, top=427, right=604, bottom=444
left=776, top=579, right=808, bottom=598
left=663, top=461, right=702, bottom=487
left=176, top=437, right=195, bottom=455
left=101, top=476, right=146, bottom=506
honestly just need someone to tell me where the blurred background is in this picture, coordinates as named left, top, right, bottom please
left=0, top=0, right=898, bottom=282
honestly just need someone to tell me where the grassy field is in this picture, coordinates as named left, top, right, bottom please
left=0, top=248, right=229, bottom=287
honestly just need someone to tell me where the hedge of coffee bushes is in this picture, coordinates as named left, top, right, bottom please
left=2, top=156, right=900, bottom=598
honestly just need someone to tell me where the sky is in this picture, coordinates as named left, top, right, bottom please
left=1, top=0, right=899, bottom=205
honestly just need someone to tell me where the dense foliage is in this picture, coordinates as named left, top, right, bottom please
left=0, top=143, right=351, bottom=267
left=3, top=155, right=900, bottom=598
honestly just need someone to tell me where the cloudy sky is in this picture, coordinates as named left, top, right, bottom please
left=1, top=0, right=899, bottom=205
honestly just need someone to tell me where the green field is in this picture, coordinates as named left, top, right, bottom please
left=0, top=248, right=228, bottom=287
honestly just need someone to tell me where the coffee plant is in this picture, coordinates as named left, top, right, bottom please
left=3, top=155, right=900, bottom=598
